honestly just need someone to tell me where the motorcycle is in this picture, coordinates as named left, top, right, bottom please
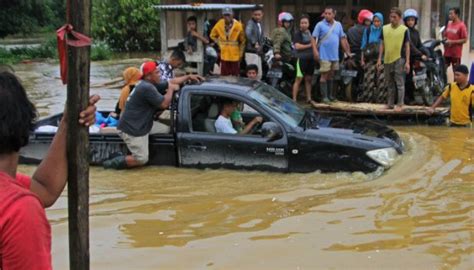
left=337, top=54, right=359, bottom=102
left=407, top=30, right=447, bottom=106
left=420, top=38, right=447, bottom=96
left=263, top=40, right=296, bottom=97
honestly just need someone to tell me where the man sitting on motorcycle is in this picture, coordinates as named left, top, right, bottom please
left=348, top=9, right=373, bottom=62
left=271, top=12, right=294, bottom=63
left=403, top=9, right=429, bottom=104
left=346, top=9, right=373, bottom=102
left=427, top=65, right=474, bottom=128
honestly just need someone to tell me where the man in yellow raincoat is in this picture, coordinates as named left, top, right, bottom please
left=210, top=7, right=246, bottom=76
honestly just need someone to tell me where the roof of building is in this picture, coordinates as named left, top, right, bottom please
left=153, top=3, right=260, bottom=11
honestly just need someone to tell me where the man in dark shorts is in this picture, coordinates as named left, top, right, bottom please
left=443, top=7, right=468, bottom=76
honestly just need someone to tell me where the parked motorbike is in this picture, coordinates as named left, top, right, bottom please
left=420, top=37, right=447, bottom=95
left=405, top=30, right=447, bottom=106
left=338, top=55, right=359, bottom=102
left=265, top=60, right=296, bottom=97
left=263, top=40, right=295, bottom=97
left=411, top=58, right=443, bottom=105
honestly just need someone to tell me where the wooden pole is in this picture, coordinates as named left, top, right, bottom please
left=196, top=13, right=205, bottom=75
left=66, top=0, right=91, bottom=269
left=160, top=11, right=168, bottom=58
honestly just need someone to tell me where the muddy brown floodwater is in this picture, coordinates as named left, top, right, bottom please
left=14, top=61, right=473, bottom=270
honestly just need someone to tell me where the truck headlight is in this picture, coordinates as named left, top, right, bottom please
left=366, top=147, right=398, bottom=168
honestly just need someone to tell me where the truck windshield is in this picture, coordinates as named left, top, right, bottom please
left=249, top=84, right=305, bottom=128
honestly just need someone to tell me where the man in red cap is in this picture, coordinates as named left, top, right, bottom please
left=104, top=61, right=202, bottom=169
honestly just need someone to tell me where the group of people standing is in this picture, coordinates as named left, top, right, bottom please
left=198, top=5, right=469, bottom=113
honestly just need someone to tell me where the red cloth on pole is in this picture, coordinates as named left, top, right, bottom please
left=56, top=24, right=92, bottom=84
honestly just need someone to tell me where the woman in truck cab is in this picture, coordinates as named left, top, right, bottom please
left=215, top=98, right=262, bottom=134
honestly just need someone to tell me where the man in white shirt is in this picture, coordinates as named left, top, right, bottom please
left=215, top=99, right=262, bottom=134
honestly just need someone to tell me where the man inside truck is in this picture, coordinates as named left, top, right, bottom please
left=215, top=98, right=263, bottom=135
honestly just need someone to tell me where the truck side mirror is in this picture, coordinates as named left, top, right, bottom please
left=261, top=122, right=283, bottom=142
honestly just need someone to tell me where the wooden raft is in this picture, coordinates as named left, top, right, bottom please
left=309, top=101, right=449, bottom=118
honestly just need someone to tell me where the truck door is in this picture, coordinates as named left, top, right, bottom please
left=177, top=93, right=288, bottom=172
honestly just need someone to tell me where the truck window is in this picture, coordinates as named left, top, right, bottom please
left=189, top=94, right=264, bottom=136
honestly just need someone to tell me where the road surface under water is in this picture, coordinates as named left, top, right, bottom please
left=14, top=61, right=473, bottom=270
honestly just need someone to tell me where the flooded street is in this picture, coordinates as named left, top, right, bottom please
left=15, top=61, right=473, bottom=269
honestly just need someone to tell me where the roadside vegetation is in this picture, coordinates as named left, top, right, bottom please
left=0, top=0, right=161, bottom=64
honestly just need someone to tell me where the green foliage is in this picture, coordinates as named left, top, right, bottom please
left=92, top=0, right=161, bottom=51
left=0, top=36, right=58, bottom=64
left=0, top=36, right=113, bottom=63
left=91, top=42, right=112, bottom=61
left=0, top=48, right=19, bottom=65
left=0, top=0, right=66, bottom=38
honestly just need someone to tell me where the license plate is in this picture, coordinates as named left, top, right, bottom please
left=415, top=81, right=424, bottom=88
left=341, top=69, right=357, bottom=77
left=267, top=70, right=283, bottom=78
left=413, top=73, right=427, bottom=81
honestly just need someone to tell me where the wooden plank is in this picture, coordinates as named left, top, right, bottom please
left=66, top=0, right=91, bottom=269
left=310, top=101, right=449, bottom=116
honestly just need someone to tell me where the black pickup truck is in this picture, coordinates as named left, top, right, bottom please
left=20, top=77, right=404, bottom=173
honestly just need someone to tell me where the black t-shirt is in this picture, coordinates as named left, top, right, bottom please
left=347, top=24, right=366, bottom=56
left=118, top=80, right=168, bottom=136
left=293, top=30, right=314, bottom=60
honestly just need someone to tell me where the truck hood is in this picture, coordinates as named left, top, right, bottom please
left=302, top=114, right=404, bottom=152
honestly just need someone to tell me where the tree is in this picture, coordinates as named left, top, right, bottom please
left=92, top=0, right=161, bottom=51
left=0, top=0, right=65, bottom=38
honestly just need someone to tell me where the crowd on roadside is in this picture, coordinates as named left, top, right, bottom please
left=176, top=5, right=469, bottom=111
left=200, top=5, right=472, bottom=124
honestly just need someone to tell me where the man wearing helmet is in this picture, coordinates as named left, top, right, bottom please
left=312, top=7, right=352, bottom=103
left=271, top=12, right=294, bottom=63
left=347, top=9, right=373, bottom=59
left=346, top=9, right=373, bottom=101
left=403, top=8, right=428, bottom=104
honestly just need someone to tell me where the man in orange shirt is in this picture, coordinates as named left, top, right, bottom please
left=0, top=71, right=98, bottom=269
